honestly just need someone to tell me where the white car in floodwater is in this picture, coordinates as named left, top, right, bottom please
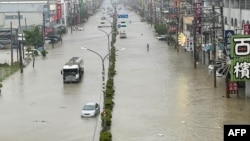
left=81, top=102, right=100, bottom=118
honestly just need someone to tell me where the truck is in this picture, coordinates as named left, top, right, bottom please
left=61, top=57, right=84, bottom=83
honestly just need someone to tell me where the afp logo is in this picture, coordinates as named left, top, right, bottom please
left=224, top=125, right=250, bottom=141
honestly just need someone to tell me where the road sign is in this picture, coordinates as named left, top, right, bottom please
left=225, top=30, right=235, bottom=45
left=118, top=14, right=128, bottom=18
left=168, top=8, right=179, bottom=13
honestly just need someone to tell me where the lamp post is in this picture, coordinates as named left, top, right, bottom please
left=98, top=28, right=114, bottom=54
left=81, top=47, right=125, bottom=129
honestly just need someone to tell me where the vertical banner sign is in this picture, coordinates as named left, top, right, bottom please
left=224, top=30, right=235, bottom=50
left=230, top=35, right=250, bottom=81
left=168, top=25, right=177, bottom=33
left=56, top=3, right=62, bottom=20
left=244, top=24, right=250, bottom=35
left=173, top=0, right=181, bottom=7
left=194, top=2, right=202, bottom=35
left=228, top=82, right=238, bottom=94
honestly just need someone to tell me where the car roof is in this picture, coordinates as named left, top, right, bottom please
left=85, top=102, right=97, bottom=106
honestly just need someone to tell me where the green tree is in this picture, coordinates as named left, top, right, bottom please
left=23, top=26, right=44, bottom=68
left=23, top=26, right=43, bottom=48
left=154, top=24, right=167, bottom=35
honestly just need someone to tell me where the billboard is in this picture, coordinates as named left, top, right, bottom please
left=194, top=2, right=202, bottom=35
left=230, top=35, right=250, bottom=81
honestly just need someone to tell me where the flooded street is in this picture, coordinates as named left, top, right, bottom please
left=0, top=1, right=250, bottom=141
left=111, top=6, right=250, bottom=141
left=0, top=6, right=111, bottom=141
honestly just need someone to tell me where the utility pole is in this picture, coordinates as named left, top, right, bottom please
left=70, top=6, right=73, bottom=34
left=16, top=28, right=19, bottom=62
left=220, top=3, right=228, bottom=97
left=212, top=5, right=216, bottom=88
left=43, top=11, right=45, bottom=46
left=176, top=1, right=180, bottom=52
left=193, top=20, right=197, bottom=68
left=154, top=0, right=157, bottom=24
left=22, top=18, right=25, bottom=58
left=18, top=11, right=23, bottom=73
left=73, top=3, right=76, bottom=26
left=150, top=0, right=152, bottom=27
left=10, top=22, right=13, bottom=66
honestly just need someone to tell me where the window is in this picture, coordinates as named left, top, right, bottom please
left=231, top=18, right=234, bottom=26
left=234, top=18, right=237, bottom=27
left=5, top=15, right=23, bottom=20
left=225, top=17, right=227, bottom=25
left=242, top=20, right=245, bottom=28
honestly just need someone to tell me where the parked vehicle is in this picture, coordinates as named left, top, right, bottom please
left=25, top=49, right=41, bottom=56
left=121, top=23, right=127, bottom=27
left=184, top=46, right=193, bottom=52
left=140, top=18, right=146, bottom=22
left=46, top=35, right=62, bottom=43
left=61, top=57, right=84, bottom=83
left=81, top=102, right=100, bottom=118
left=73, top=26, right=84, bottom=31
left=0, top=38, right=11, bottom=49
left=156, top=35, right=168, bottom=41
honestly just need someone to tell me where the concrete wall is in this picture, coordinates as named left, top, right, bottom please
left=3, top=12, right=43, bottom=28
left=224, top=7, right=250, bottom=32
left=0, top=13, right=3, bottom=27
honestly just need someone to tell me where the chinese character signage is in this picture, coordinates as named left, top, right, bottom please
left=230, top=35, right=250, bottom=81
left=56, top=3, right=62, bottom=20
left=174, top=0, right=181, bottom=7
left=168, top=25, right=177, bottom=32
left=194, top=2, right=202, bottom=35
left=228, top=82, right=238, bottom=94
left=225, top=30, right=235, bottom=45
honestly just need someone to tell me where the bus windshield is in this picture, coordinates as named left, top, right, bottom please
left=63, top=69, right=78, bottom=76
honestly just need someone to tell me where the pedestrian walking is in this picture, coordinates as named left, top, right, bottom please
left=146, top=43, right=149, bottom=51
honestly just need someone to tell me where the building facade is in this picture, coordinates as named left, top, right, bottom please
left=0, top=0, right=94, bottom=29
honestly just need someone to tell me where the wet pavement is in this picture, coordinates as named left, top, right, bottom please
left=111, top=5, right=250, bottom=141
left=0, top=1, right=250, bottom=141
left=0, top=6, right=112, bottom=141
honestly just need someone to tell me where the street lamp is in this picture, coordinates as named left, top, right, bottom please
left=98, top=28, right=114, bottom=54
left=80, top=47, right=125, bottom=128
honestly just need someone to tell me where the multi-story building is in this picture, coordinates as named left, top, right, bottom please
left=223, top=0, right=250, bottom=33
left=0, top=0, right=91, bottom=29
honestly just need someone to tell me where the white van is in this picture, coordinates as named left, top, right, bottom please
left=119, top=30, right=127, bottom=38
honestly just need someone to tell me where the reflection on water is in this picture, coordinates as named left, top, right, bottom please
left=111, top=7, right=250, bottom=141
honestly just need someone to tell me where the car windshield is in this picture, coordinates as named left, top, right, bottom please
left=83, top=104, right=95, bottom=110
